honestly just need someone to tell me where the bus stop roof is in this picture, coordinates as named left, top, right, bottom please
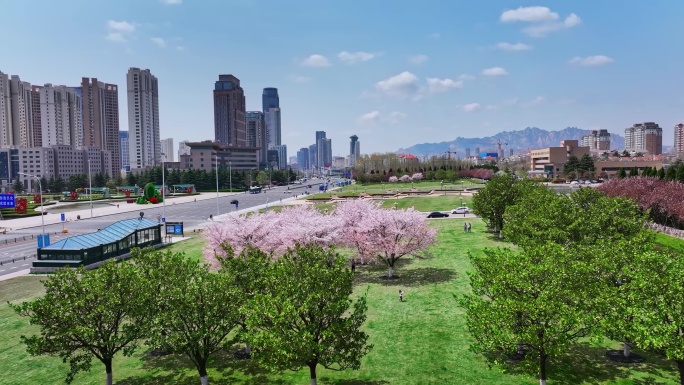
left=42, top=218, right=160, bottom=251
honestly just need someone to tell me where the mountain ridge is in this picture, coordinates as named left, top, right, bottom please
left=397, top=127, right=625, bottom=157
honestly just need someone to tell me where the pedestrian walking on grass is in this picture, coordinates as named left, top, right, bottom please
left=351, top=259, right=356, bottom=272
left=399, top=290, right=404, bottom=302
left=467, top=222, right=472, bottom=233
left=463, top=222, right=468, bottom=233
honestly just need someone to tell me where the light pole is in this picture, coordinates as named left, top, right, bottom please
left=215, top=154, right=220, bottom=216
left=19, top=172, right=44, bottom=238
left=229, top=160, right=232, bottom=193
left=88, top=157, right=93, bottom=218
left=160, top=156, right=166, bottom=222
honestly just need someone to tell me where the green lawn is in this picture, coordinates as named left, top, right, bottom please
left=0, top=221, right=680, bottom=384
left=655, top=233, right=684, bottom=254
left=378, top=195, right=472, bottom=211
left=338, top=179, right=484, bottom=194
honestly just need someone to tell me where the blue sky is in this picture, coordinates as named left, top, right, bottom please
left=2, top=0, right=683, bottom=156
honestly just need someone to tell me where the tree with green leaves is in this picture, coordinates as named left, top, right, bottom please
left=460, top=243, right=594, bottom=385
left=135, top=250, right=242, bottom=385
left=10, top=260, right=151, bottom=385
left=579, top=154, right=595, bottom=174
left=12, top=175, right=24, bottom=193
left=666, top=165, right=678, bottom=181
left=628, top=166, right=639, bottom=177
left=255, top=170, right=269, bottom=186
left=563, top=154, right=580, bottom=174
left=472, top=176, right=541, bottom=237
left=245, top=244, right=372, bottom=385
left=617, top=167, right=627, bottom=178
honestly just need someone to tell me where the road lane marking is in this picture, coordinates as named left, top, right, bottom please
left=10, top=267, right=16, bottom=269
left=22, top=264, right=28, bottom=266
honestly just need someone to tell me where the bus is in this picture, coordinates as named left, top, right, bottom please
left=249, top=186, right=262, bottom=194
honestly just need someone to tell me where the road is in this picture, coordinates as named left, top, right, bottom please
left=0, top=182, right=324, bottom=277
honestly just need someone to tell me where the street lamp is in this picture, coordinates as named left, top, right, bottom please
left=159, top=154, right=166, bottom=222
left=215, top=154, right=219, bottom=216
left=248, top=167, right=256, bottom=189
left=18, top=172, right=44, bottom=239
left=229, top=160, right=232, bottom=194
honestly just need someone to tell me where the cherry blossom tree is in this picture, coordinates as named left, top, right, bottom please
left=411, top=173, right=424, bottom=181
left=399, top=174, right=411, bottom=182
left=272, top=205, right=341, bottom=254
left=342, top=205, right=436, bottom=278
left=388, top=176, right=398, bottom=183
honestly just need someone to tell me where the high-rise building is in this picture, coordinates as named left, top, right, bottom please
left=349, top=135, right=359, bottom=166
left=265, top=107, right=281, bottom=147
left=160, top=138, right=174, bottom=162
left=119, top=131, right=129, bottom=170
left=475, top=147, right=480, bottom=154
left=80, top=78, right=120, bottom=176
left=270, top=144, right=287, bottom=170
left=262, top=87, right=279, bottom=113
left=9, top=75, right=35, bottom=147
left=624, top=122, right=663, bottom=155
left=465, top=148, right=471, bottom=158
left=289, top=156, right=298, bottom=168
left=297, top=147, right=309, bottom=171
left=178, top=140, right=190, bottom=161
left=127, top=68, right=160, bottom=169
left=309, top=144, right=317, bottom=171
left=317, top=138, right=332, bottom=168
left=39, top=84, right=83, bottom=147
left=30, top=86, right=42, bottom=146
left=214, top=74, right=246, bottom=147
left=246, top=111, right=267, bottom=165
left=581, top=129, right=611, bottom=151
left=675, top=123, right=684, bottom=159
left=0, top=72, right=12, bottom=147
left=315, top=131, right=326, bottom=142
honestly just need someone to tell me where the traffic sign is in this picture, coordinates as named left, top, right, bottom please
left=162, top=217, right=166, bottom=223
left=60, top=213, right=65, bottom=222
left=0, top=194, right=16, bottom=209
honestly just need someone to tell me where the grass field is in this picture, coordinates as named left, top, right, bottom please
left=337, top=179, right=485, bottom=194
left=0, top=221, right=681, bottom=384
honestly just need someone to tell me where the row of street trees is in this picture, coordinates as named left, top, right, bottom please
left=462, top=179, right=684, bottom=385
left=12, top=244, right=370, bottom=385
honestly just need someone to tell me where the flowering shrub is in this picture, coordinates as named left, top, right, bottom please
left=15, top=198, right=27, bottom=214
left=411, top=173, right=424, bottom=181
left=148, top=197, right=159, bottom=204
left=599, top=177, right=684, bottom=229
left=399, top=175, right=411, bottom=182
left=388, top=176, right=398, bottom=183
left=459, top=168, right=494, bottom=180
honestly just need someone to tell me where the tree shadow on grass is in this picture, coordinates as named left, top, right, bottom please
left=319, top=378, right=390, bottom=385
left=353, top=260, right=456, bottom=288
left=497, top=343, right=676, bottom=385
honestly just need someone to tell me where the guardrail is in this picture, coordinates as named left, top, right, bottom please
left=0, top=253, right=37, bottom=266
left=0, top=231, right=62, bottom=245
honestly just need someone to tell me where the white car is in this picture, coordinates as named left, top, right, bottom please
left=451, top=207, right=471, bottom=214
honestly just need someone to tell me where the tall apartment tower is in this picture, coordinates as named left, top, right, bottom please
left=297, top=147, right=309, bottom=171
left=0, top=72, right=11, bottom=147
left=9, top=75, right=35, bottom=147
left=160, top=138, right=174, bottom=162
left=127, top=68, right=160, bottom=169
left=270, top=144, right=287, bottom=170
left=246, top=111, right=267, bottom=165
left=39, top=84, right=83, bottom=147
left=262, top=87, right=279, bottom=113
left=317, top=138, right=332, bottom=168
left=580, top=129, right=611, bottom=151
left=624, top=122, right=663, bottom=155
left=349, top=135, right=360, bottom=167
left=214, top=75, right=246, bottom=147
left=81, top=78, right=120, bottom=176
left=309, top=144, right=317, bottom=170
left=119, top=131, right=130, bottom=169
left=262, top=88, right=280, bottom=148
left=30, top=86, right=42, bottom=146
left=675, top=123, right=684, bottom=159
left=465, top=148, right=471, bottom=158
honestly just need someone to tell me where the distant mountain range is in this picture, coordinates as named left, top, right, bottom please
left=398, top=127, right=625, bottom=157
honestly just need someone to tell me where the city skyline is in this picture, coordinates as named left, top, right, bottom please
left=2, top=1, right=683, bottom=154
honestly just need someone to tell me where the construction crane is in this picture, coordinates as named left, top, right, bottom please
left=493, top=139, right=508, bottom=158
left=444, top=150, right=458, bottom=160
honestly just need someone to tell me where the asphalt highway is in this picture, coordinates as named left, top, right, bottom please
left=0, top=182, right=323, bottom=276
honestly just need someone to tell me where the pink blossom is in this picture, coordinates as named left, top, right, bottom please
left=411, top=173, right=424, bottom=181
left=388, top=176, right=398, bottom=183
left=399, top=174, right=412, bottom=182
left=272, top=205, right=341, bottom=254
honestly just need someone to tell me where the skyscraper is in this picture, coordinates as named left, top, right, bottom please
left=119, top=131, right=129, bottom=170
left=127, top=68, right=160, bottom=169
left=675, top=123, right=684, bottom=159
left=80, top=77, right=120, bottom=176
left=0, top=72, right=12, bottom=147
left=246, top=111, right=267, bottom=164
left=262, top=88, right=279, bottom=114
left=624, top=122, right=663, bottom=155
left=39, top=84, right=83, bottom=147
left=349, top=135, right=359, bottom=166
left=30, top=86, right=42, bottom=146
left=270, top=144, right=287, bottom=170
left=9, top=75, right=35, bottom=147
left=297, top=147, right=309, bottom=171
left=317, top=138, right=332, bottom=168
left=581, top=129, right=611, bottom=151
left=213, top=74, right=246, bottom=147
left=160, top=138, right=174, bottom=162
left=315, top=131, right=326, bottom=142
left=309, top=144, right=317, bottom=171
left=265, top=107, right=281, bottom=147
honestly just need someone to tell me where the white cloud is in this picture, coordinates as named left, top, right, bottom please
left=462, top=103, right=481, bottom=112
left=160, top=0, right=182, bottom=4
left=408, top=54, right=429, bottom=65
left=375, top=71, right=420, bottom=99
left=106, top=32, right=126, bottom=42
left=500, top=6, right=559, bottom=23
left=522, top=13, right=582, bottom=37
left=150, top=37, right=166, bottom=48
left=496, top=42, right=533, bottom=51
left=302, top=54, right=331, bottom=67
left=522, top=96, right=546, bottom=107
left=358, top=111, right=381, bottom=123
left=388, top=111, right=408, bottom=124
left=337, top=51, right=378, bottom=64
left=481, top=67, right=508, bottom=76
left=569, top=55, right=614, bottom=67
left=288, top=74, right=311, bottom=83
left=426, top=77, right=463, bottom=93
left=458, top=74, right=476, bottom=81
left=107, top=20, right=135, bottom=33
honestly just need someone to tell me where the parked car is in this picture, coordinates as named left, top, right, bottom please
left=427, top=212, right=449, bottom=218
left=451, top=207, right=471, bottom=214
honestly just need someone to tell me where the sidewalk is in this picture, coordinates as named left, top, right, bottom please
left=1, top=192, right=240, bottom=232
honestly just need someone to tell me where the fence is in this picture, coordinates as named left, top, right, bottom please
left=0, top=254, right=36, bottom=266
